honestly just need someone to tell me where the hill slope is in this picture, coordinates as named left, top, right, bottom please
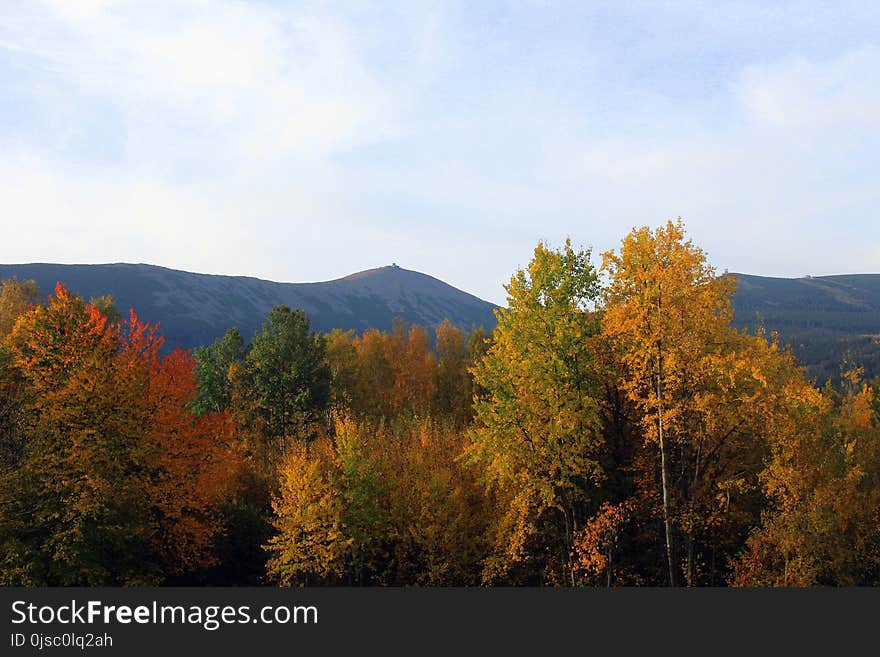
left=1, top=263, right=877, bottom=382
left=731, top=273, right=880, bottom=382
left=0, top=263, right=499, bottom=349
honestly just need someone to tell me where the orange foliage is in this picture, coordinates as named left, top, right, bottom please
left=2, top=284, right=239, bottom=583
left=572, top=501, right=635, bottom=586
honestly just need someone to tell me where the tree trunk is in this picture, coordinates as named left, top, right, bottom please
left=606, top=545, right=613, bottom=587
left=686, top=537, right=694, bottom=587
left=562, top=502, right=576, bottom=587
left=686, top=435, right=703, bottom=587
left=657, top=349, right=677, bottom=587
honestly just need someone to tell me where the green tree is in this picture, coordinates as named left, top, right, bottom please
left=193, top=328, right=246, bottom=415
left=236, top=307, right=330, bottom=459
left=468, top=239, right=604, bottom=584
left=88, top=295, right=121, bottom=323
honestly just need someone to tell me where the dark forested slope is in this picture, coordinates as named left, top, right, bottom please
left=731, top=273, right=880, bottom=382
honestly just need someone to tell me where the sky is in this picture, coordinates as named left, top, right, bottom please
left=1, top=1, right=878, bottom=305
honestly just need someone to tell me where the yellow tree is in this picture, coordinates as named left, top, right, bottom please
left=0, top=278, right=39, bottom=339
left=732, top=369, right=880, bottom=586
left=0, top=278, right=39, bottom=477
left=349, top=329, right=396, bottom=419
left=469, top=239, right=604, bottom=584
left=265, top=437, right=350, bottom=586
left=390, top=322, right=438, bottom=418
left=325, top=329, right=358, bottom=415
left=670, top=328, right=812, bottom=585
left=433, top=319, right=473, bottom=426
left=383, top=416, right=489, bottom=585
left=601, top=219, right=737, bottom=586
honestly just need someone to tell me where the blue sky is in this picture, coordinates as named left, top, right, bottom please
left=1, top=1, right=878, bottom=304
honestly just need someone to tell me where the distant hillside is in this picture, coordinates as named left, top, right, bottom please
left=0, top=263, right=498, bottom=350
left=731, top=273, right=880, bottom=383
left=2, top=263, right=877, bottom=382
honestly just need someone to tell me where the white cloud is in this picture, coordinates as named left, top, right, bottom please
left=2, top=0, right=404, bottom=164
left=0, top=2, right=877, bottom=306
left=737, top=47, right=880, bottom=132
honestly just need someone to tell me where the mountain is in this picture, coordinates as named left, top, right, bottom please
left=1, top=263, right=878, bottom=382
left=0, top=263, right=499, bottom=349
left=731, top=273, right=880, bottom=382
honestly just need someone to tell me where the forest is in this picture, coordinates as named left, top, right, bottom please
left=1, top=220, right=878, bottom=587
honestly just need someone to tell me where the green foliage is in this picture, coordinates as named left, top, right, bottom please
left=192, top=327, right=246, bottom=414
left=236, top=306, right=330, bottom=456
left=468, top=239, right=604, bottom=584
left=88, top=295, right=121, bottom=323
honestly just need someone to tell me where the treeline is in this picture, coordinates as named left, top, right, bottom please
left=1, top=220, right=878, bottom=586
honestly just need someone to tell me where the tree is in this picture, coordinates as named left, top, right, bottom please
left=382, top=416, right=489, bottom=585
left=325, top=329, right=358, bottom=416
left=389, top=320, right=437, bottom=418
left=572, top=500, right=635, bottom=586
left=265, top=437, right=350, bottom=586
left=342, top=322, right=439, bottom=422
left=468, top=239, right=604, bottom=584
left=0, top=277, right=39, bottom=339
left=0, top=278, right=38, bottom=477
left=598, top=219, right=813, bottom=586
left=348, top=329, right=395, bottom=419
left=266, top=412, right=489, bottom=586
left=88, top=295, right=121, bottom=323
left=434, top=319, right=473, bottom=426
left=600, top=220, right=735, bottom=585
left=193, top=328, right=246, bottom=415
left=139, top=342, right=241, bottom=578
left=235, top=306, right=330, bottom=461
left=0, top=285, right=237, bottom=584
left=0, top=285, right=153, bottom=583
left=732, top=368, right=880, bottom=586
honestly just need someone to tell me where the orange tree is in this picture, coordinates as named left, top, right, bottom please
left=0, top=284, right=236, bottom=584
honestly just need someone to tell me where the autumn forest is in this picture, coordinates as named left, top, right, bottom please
left=1, top=220, right=878, bottom=587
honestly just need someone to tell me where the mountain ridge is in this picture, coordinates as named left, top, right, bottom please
left=0, top=262, right=499, bottom=350
left=730, top=272, right=880, bottom=381
left=1, top=263, right=878, bottom=382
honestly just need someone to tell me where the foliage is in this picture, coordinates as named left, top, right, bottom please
left=468, top=239, right=605, bottom=584
left=0, top=284, right=238, bottom=585
left=234, top=306, right=330, bottom=461
left=2, top=221, right=878, bottom=588
left=732, top=370, right=880, bottom=586
left=192, top=328, right=246, bottom=415
left=265, top=414, right=489, bottom=586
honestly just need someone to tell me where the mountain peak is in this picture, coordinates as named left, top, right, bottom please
left=0, top=262, right=499, bottom=350
left=336, top=264, right=413, bottom=281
